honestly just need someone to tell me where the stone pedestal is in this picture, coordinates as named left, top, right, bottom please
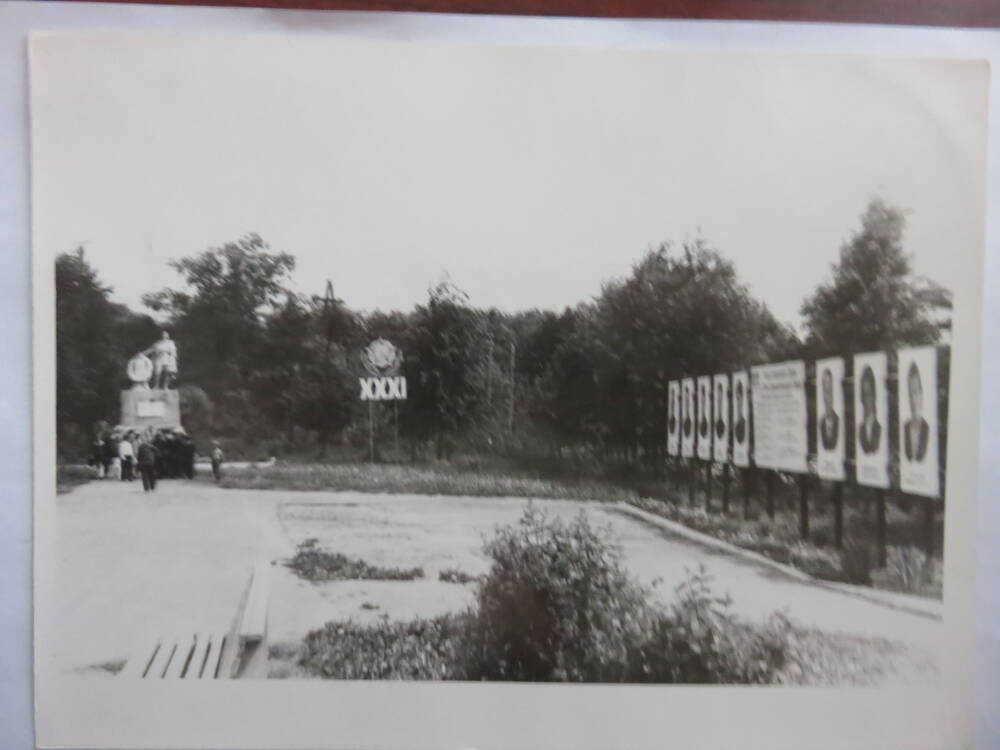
left=120, top=387, right=181, bottom=430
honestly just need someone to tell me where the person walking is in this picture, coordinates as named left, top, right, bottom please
left=210, top=441, right=224, bottom=483
left=118, top=432, right=135, bottom=481
left=136, top=435, right=158, bottom=492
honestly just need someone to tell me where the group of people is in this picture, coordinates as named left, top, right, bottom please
left=89, top=426, right=196, bottom=492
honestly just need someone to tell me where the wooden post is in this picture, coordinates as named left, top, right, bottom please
left=924, top=499, right=935, bottom=558
left=688, top=460, right=696, bottom=506
left=766, top=471, right=775, bottom=519
left=876, top=489, right=888, bottom=568
left=798, top=474, right=810, bottom=540
left=704, top=463, right=712, bottom=512
left=833, top=482, right=844, bottom=549
left=722, top=464, right=731, bottom=515
left=742, top=467, right=752, bottom=519
left=393, top=401, right=399, bottom=460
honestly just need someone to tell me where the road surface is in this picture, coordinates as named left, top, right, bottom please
left=39, top=479, right=941, bottom=682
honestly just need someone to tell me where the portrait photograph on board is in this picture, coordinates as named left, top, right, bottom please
left=667, top=380, right=680, bottom=457
left=854, top=351, right=891, bottom=488
left=27, top=27, right=988, bottom=750
left=731, top=371, right=750, bottom=468
left=816, top=356, right=846, bottom=481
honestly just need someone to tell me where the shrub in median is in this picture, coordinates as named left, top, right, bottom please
left=298, top=505, right=793, bottom=684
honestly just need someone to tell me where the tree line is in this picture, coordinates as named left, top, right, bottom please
left=56, top=198, right=951, bottom=463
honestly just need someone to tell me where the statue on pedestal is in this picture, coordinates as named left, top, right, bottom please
left=128, top=331, right=179, bottom=390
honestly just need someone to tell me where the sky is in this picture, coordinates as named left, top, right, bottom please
left=30, top=33, right=988, bottom=329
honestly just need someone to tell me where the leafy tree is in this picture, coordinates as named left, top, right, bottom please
left=142, top=233, right=295, bottom=399
left=801, top=198, right=951, bottom=354
left=406, top=279, right=489, bottom=459
left=55, top=248, right=159, bottom=457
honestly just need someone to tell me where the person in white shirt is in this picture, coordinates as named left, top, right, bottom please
left=118, top=432, right=135, bottom=481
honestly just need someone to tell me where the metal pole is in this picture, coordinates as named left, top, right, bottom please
left=766, top=471, right=775, bottom=519
left=704, top=463, right=712, bottom=512
left=742, top=467, right=752, bottom=520
left=368, top=400, right=375, bottom=464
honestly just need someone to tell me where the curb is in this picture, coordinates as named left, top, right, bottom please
left=613, top=502, right=942, bottom=622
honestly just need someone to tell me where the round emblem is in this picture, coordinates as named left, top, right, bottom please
left=362, top=338, right=402, bottom=376
left=126, top=354, right=153, bottom=383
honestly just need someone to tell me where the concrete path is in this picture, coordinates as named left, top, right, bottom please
left=42, top=480, right=942, bottom=678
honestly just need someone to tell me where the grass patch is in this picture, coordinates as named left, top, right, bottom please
left=628, top=496, right=943, bottom=599
left=438, top=568, right=480, bottom=584
left=286, top=538, right=424, bottom=582
left=219, top=460, right=635, bottom=502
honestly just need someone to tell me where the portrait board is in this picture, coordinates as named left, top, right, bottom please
left=898, top=346, right=941, bottom=498
left=696, top=375, right=712, bottom=461
left=750, top=361, right=808, bottom=473
left=730, top=371, right=751, bottom=468
left=712, top=374, right=730, bottom=463
left=854, top=352, right=890, bottom=488
left=815, top=357, right=846, bottom=481
left=666, top=380, right=680, bottom=457
left=680, top=378, right=695, bottom=458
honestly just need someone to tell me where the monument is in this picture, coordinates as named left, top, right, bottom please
left=120, top=331, right=182, bottom=429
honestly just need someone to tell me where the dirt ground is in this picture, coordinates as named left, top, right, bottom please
left=42, top=479, right=943, bottom=683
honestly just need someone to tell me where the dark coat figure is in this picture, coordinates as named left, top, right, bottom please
left=668, top=394, right=678, bottom=436
left=683, top=392, right=693, bottom=438
left=734, top=417, right=747, bottom=445
left=136, top=441, right=158, bottom=492
left=820, top=412, right=840, bottom=451
left=698, top=387, right=709, bottom=439
left=715, top=417, right=725, bottom=439
left=859, top=418, right=881, bottom=455
left=904, top=418, right=930, bottom=462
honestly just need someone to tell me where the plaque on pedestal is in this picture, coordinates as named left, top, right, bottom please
left=120, top=387, right=181, bottom=430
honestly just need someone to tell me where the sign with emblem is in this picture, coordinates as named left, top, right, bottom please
left=359, top=338, right=407, bottom=401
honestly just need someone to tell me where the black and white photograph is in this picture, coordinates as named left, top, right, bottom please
left=816, top=356, right=846, bottom=481
left=666, top=380, right=680, bottom=457
left=854, top=351, right=891, bottom=488
left=28, top=28, right=988, bottom=750
left=712, top=374, right=729, bottom=463
left=898, top=346, right=941, bottom=498
left=731, top=370, right=751, bottom=468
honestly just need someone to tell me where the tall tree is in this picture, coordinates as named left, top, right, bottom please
left=800, top=198, right=950, bottom=354
left=142, top=233, right=295, bottom=399
left=55, top=248, right=158, bottom=456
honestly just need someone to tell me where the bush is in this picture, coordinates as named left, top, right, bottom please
left=298, top=507, right=794, bottom=684
left=788, top=543, right=846, bottom=582
left=300, top=615, right=469, bottom=680
left=287, top=539, right=424, bottom=582
left=463, top=504, right=655, bottom=682
left=872, top=545, right=933, bottom=594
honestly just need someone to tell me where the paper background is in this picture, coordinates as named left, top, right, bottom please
left=2, top=4, right=999, bottom=749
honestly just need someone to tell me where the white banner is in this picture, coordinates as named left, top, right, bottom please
left=853, top=352, right=889, bottom=488
left=751, top=360, right=808, bottom=473
left=815, top=357, right=846, bottom=481
left=666, top=381, right=680, bottom=457
left=898, top=346, right=940, bottom=498
left=359, top=375, right=407, bottom=401
left=696, top=375, right=712, bottom=461
left=681, top=378, right=695, bottom=458
left=731, top=371, right=750, bottom=467
left=713, top=374, right=729, bottom=463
